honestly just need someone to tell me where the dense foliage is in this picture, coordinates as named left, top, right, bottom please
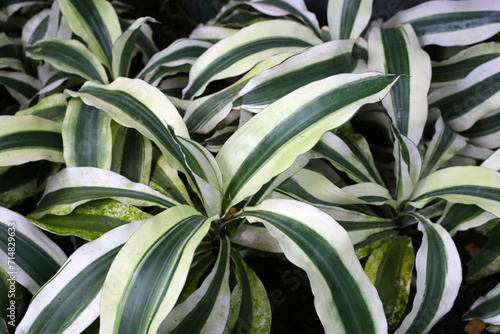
left=1, top=0, right=500, bottom=333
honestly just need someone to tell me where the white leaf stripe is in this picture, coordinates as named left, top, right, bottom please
left=395, top=213, right=461, bottom=334
left=328, top=0, right=372, bottom=40
left=0, top=71, right=41, bottom=102
left=0, top=207, right=67, bottom=294
left=244, top=200, right=387, bottom=333
left=63, top=98, right=112, bottom=169
left=26, top=38, right=108, bottom=83
left=160, top=237, right=230, bottom=333
left=218, top=73, right=398, bottom=212
left=384, top=1, right=500, bottom=46
left=16, top=220, right=143, bottom=334
left=100, top=206, right=212, bottom=333
left=464, top=283, right=500, bottom=323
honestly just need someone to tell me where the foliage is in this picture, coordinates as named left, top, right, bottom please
left=1, top=0, right=500, bottom=333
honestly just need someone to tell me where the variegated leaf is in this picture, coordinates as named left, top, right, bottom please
left=461, top=109, right=500, bottom=149
left=327, top=0, right=373, bottom=40
left=58, top=0, right=121, bottom=68
left=16, top=93, right=67, bottom=123
left=0, top=115, right=64, bottom=167
left=16, top=220, right=144, bottom=334
left=395, top=213, right=461, bottom=334
left=0, top=207, right=67, bottom=294
left=216, top=72, right=398, bottom=212
left=368, top=24, right=431, bottom=144
left=466, top=223, right=500, bottom=283
left=384, top=0, right=500, bottom=47
left=30, top=167, right=179, bottom=219
left=0, top=71, right=41, bottom=104
left=63, top=98, right=112, bottom=169
left=429, top=57, right=500, bottom=132
left=244, top=199, right=387, bottom=333
left=100, top=205, right=214, bottom=334
left=463, top=282, right=500, bottom=325
left=183, top=19, right=322, bottom=99
left=159, top=236, right=231, bottom=333
left=26, top=38, right=109, bottom=84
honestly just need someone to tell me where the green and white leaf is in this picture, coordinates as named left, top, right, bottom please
left=112, top=17, right=156, bottom=79
left=189, top=25, right=237, bottom=42
left=183, top=19, right=322, bottom=99
left=466, top=223, right=500, bottom=283
left=111, top=127, right=152, bottom=184
left=431, top=42, right=500, bottom=89
left=0, top=33, right=23, bottom=71
left=149, top=149, right=193, bottom=206
left=30, top=167, right=179, bottom=219
left=393, top=127, right=422, bottom=207
left=21, top=7, right=49, bottom=46
left=159, top=236, right=230, bottom=333
left=0, top=115, right=64, bottom=167
left=395, top=213, right=461, bottom=334
left=410, top=166, right=500, bottom=218
left=368, top=24, right=431, bottom=144
left=230, top=223, right=282, bottom=253
left=184, top=51, right=293, bottom=133
left=420, top=116, right=467, bottom=179
left=16, top=219, right=144, bottom=334
left=429, top=57, right=500, bottom=132
left=16, top=93, right=67, bottom=123
left=327, top=0, right=373, bottom=40
left=461, top=109, right=500, bottom=149
left=58, top=0, right=121, bottom=68
left=100, top=205, right=214, bottom=334
left=224, top=249, right=271, bottom=334
left=0, top=163, right=39, bottom=208
left=384, top=0, right=500, bottom=47
left=233, top=40, right=360, bottom=113
left=26, top=38, right=109, bottom=84
left=244, top=199, right=387, bottom=333
left=137, top=38, right=212, bottom=84
left=33, top=198, right=151, bottom=241
left=0, top=70, right=42, bottom=104
left=463, top=282, right=500, bottom=325
left=63, top=98, right=112, bottom=169
left=438, top=203, right=495, bottom=235
left=312, top=128, right=383, bottom=185
left=216, top=72, right=398, bottom=212
left=364, top=236, right=414, bottom=330
left=0, top=207, right=67, bottom=294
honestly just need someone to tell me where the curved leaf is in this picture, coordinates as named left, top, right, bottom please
left=26, top=38, right=108, bottom=84
left=30, top=167, right=179, bottom=219
left=100, top=205, right=214, bottom=334
left=395, top=213, right=461, bottom=334
left=16, top=219, right=144, bottom=334
left=0, top=207, right=67, bottom=294
left=0, top=115, right=64, bottom=167
left=58, top=0, right=121, bottom=68
left=464, top=282, right=500, bottom=325
left=63, top=98, right=112, bottom=169
left=183, top=19, right=322, bottom=99
left=244, top=199, right=387, bottom=333
left=216, top=72, right=398, bottom=212
left=327, top=0, right=373, bottom=40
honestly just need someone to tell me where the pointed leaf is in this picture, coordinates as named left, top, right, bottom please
left=16, top=93, right=67, bottom=123
left=26, top=38, right=109, bottom=83
left=462, top=109, right=500, bottom=149
left=464, top=282, right=500, bottom=325
left=216, top=72, right=398, bottom=212
left=0, top=70, right=41, bottom=104
left=183, top=19, right=322, bottom=99
left=58, top=0, right=121, bottom=67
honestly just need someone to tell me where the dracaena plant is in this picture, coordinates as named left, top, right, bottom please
left=1, top=0, right=500, bottom=333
